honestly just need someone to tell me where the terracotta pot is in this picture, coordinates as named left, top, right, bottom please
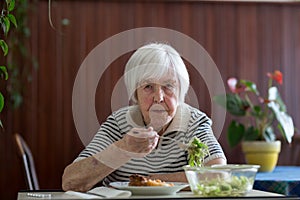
left=241, top=140, right=281, bottom=172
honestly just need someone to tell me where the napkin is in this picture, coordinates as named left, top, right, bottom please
left=88, top=187, right=132, bottom=198
left=65, top=191, right=100, bottom=199
left=65, top=187, right=132, bottom=199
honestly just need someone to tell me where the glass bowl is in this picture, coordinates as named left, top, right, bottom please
left=183, top=164, right=260, bottom=197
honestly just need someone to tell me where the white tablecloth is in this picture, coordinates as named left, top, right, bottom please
left=18, top=190, right=283, bottom=200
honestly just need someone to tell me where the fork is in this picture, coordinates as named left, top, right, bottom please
left=159, top=136, right=189, bottom=150
left=132, top=130, right=189, bottom=150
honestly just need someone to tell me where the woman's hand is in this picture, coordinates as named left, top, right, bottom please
left=115, top=127, right=159, bottom=157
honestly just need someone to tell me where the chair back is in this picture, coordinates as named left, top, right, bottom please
left=14, top=133, right=40, bottom=190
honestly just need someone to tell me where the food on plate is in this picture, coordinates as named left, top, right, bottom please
left=187, top=137, right=209, bottom=167
left=129, top=174, right=174, bottom=187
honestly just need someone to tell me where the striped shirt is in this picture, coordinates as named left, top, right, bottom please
left=76, top=103, right=226, bottom=186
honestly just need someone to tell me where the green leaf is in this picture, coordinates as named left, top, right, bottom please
left=0, top=66, right=9, bottom=80
left=226, top=94, right=248, bottom=116
left=0, top=40, right=9, bottom=56
left=7, top=0, right=16, bottom=12
left=3, top=16, right=11, bottom=35
left=244, top=126, right=259, bottom=141
left=0, top=92, right=4, bottom=112
left=277, top=123, right=287, bottom=142
left=214, top=93, right=249, bottom=116
left=227, top=121, right=245, bottom=148
left=8, top=14, right=17, bottom=28
left=187, top=137, right=209, bottom=167
left=240, top=80, right=259, bottom=95
left=251, top=105, right=263, bottom=118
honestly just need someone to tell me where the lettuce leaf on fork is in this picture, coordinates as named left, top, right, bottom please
left=187, top=137, right=209, bottom=167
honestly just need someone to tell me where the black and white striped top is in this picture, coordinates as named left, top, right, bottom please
left=75, top=103, right=226, bottom=186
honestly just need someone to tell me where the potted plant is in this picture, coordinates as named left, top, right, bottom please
left=214, top=70, right=294, bottom=172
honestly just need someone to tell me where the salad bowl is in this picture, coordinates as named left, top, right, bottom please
left=183, top=164, right=260, bottom=197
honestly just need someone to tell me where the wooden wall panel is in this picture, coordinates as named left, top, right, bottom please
left=1, top=1, right=300, bottom=199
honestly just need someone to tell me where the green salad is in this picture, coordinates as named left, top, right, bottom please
left=187, top=137, right=209, bottom=167
left=193, top=175, right=254, bottom=197
left=185, top=137, right=255, bottom=197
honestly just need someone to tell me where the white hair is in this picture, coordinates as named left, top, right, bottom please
left=124, top=43, right=190, bottom=104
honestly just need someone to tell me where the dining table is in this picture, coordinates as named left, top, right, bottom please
left=17, top=189, right=291, bottom=200
left=254, top=166, right=300, bottom=197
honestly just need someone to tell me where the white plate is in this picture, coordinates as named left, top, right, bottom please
left=109, top=182, right=189, bottom=195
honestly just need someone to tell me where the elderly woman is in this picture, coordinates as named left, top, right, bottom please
left=62, top=43, right=226, bottom=192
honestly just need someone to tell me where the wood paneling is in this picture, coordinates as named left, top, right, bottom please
left=1, top=1, right=300, bottom=199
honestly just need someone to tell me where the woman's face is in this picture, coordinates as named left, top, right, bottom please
left=136, top=69, right=180, bottom=127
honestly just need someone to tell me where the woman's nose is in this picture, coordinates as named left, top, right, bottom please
left=153, top=86, right=164, bottom=103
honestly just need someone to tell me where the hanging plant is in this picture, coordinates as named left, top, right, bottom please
left=6, top=0, right=38, bottom=109
left=0, top=0, right=37, bottom=128
left=0, top=0, right=17, bottom=127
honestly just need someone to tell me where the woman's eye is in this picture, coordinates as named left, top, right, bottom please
left=144, top=84, right=153, bottom=90
left=166, top=84, right=174, bottom=89
left=162, top=84, right=175, bottom=94
left=163, top=84, right=175, bottom=91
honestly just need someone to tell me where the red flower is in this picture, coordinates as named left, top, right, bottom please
left=267, top=70, right=283, bottom=85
